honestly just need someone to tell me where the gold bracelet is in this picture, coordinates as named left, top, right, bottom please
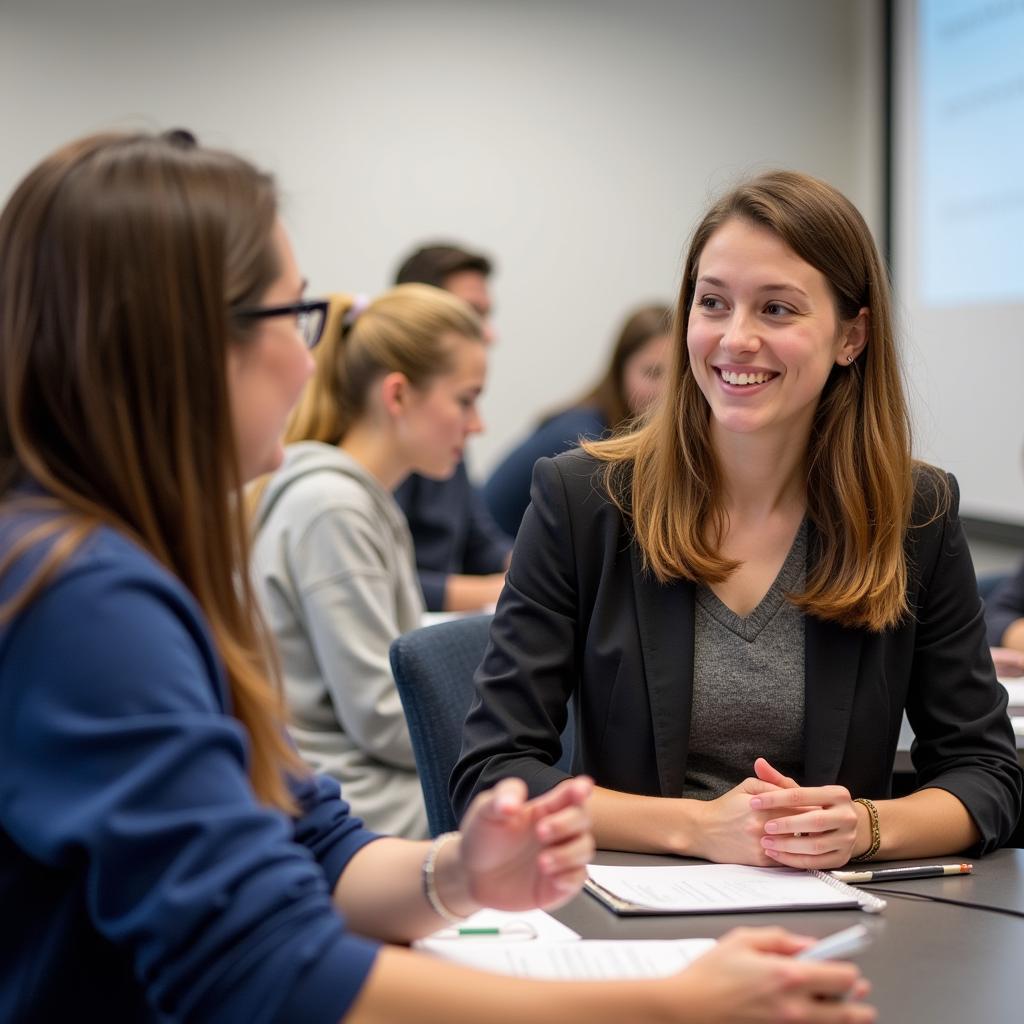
left=421, top=831, right=467, bottom=923
left=850, top=797, right=881, bottom=861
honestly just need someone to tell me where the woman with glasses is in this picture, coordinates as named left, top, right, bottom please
left=0, top=130, right=875, bottom=1024
left=237, top=297, right=329, bottom=348
left=249, top=285, right=488, bottom=838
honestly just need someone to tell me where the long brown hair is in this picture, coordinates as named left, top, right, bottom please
left=548, top=304, right=670, bottom=432
left=284, top=283, right=484, bottom=446
left=0, top=130, right=304, bottom=810
left=586, top=170, right=927, bottom=631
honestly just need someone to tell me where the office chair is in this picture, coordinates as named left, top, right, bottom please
left=390, top=614, right=575, bottom=837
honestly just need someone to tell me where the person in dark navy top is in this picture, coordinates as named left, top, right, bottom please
left=0, top=132, right=874, bottom=1024
left=483, top=303, right=672, bottom=536
left=986, top=556, right=1024, bottom=677
left=393, top=242, right=512, bottom=611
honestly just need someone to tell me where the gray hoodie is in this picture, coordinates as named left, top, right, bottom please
left=252, top=441, right=428, bottom=839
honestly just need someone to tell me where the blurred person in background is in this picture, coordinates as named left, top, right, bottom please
left=484, top=303, right=671, bottom=536
left=251, top=286, right=489, bottom=837
left=392, top=242, right=511, bottom=612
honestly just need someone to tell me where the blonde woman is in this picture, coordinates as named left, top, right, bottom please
left=252, top=286, right=488, bottom=838
left=452, top=171, right=1022, bottom=866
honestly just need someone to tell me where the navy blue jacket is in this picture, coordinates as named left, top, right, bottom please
left=0, top=515, right=380, bottom=1022
left=484, top=406, right=608, bottom=537
left=394, top=460, right=511, bottom=611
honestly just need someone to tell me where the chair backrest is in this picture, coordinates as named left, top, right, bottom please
left=390, top=614, right=574, bottom=837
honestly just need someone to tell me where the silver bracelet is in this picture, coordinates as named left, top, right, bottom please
left=421, top=831, right=467, bottom=924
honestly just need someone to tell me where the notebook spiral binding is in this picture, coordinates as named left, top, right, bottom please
left=813, top=870, right=887, bottom=914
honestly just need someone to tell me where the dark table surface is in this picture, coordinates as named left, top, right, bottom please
left=552, top=849, right=1024, bottom=1023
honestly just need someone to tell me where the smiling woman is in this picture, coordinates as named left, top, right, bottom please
left=451, top=169, right=1023, bottom=871
left=688, top=219, right=867, bottom=446
left=249, top=285, right=488, bottom=838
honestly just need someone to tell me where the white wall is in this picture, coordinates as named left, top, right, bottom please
left=0, top=0, right=883, bottom=475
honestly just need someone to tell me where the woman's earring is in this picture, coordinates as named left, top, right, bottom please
left=846, top=354, right=854, bottom=363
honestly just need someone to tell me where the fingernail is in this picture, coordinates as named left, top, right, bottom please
left=765, top=821, right=778, bottom=833
left=765, top=848, right=779, bottom=858
left=750, top=797, right=763, bottom=809
left=762, top=838, right=776, bottom=849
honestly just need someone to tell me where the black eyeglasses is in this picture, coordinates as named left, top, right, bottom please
left=234, top=298, right=329, bottom=349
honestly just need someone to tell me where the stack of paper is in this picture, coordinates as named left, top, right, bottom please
left=584, top=862, right=885, bottom=914
left=999, top=676, right=1024, bottom=709
left=421, top=935, right=715, bottom=979
left=416, top=908, right=714, bottom=978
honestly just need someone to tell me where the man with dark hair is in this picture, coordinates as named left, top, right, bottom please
left=394, top=242, right=495, bottom=344
left=392, top=242, right=511, bottom=611
left=394, top=242, right=492, bottom=286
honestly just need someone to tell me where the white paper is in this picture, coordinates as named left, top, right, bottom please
left=415, top=908, right=580, bottom=954
left=420, top=607, right=496, bottom=627
left=586, top=863, right=855, bottom=912
left=421, top=938, right=715, bottom=979
left=999, top=678, right=1024, bottom=709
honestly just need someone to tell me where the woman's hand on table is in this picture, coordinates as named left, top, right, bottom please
left=749, top=758, right=862, bottom=868
left=669, top=927, right=875, bottom=1024
left=991, top=645, right=1024, bottom=678
left=688, top=773, right=797, bottom=866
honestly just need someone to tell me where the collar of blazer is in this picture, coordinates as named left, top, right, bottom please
left=629, top=537, right=864, bottom=796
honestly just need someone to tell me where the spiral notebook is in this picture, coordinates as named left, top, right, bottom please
left=585, top=863, right=886, bottom=915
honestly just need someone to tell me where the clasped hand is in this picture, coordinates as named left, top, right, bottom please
left=696, top=758, right=861, bottom=868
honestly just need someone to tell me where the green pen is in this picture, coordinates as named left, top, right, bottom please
left=437, top=921, right=538, bottom=940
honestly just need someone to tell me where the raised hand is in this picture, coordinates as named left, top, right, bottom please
left=457, top=775, right=595, bottom=911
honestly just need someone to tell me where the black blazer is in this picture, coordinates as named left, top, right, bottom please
left=450, top=450, right=1023, bottom=853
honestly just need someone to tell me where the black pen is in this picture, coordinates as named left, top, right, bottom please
left=831, top=863, right=973, bottom=883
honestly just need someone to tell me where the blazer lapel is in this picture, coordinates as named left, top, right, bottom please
left=630, top=543, right=694, bottom=796
left=804, top=613, right=863, bottom=784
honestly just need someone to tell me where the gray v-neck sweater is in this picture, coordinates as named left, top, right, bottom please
left=682, top=522, right=806, bottom=800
